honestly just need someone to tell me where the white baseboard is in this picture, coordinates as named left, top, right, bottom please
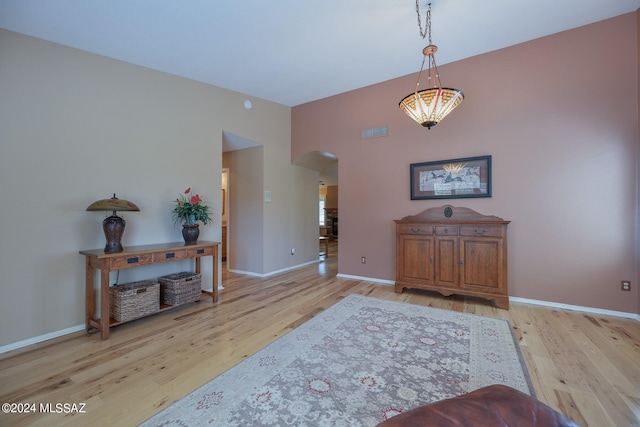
left=509, top=296, right=640, bottom=320
left=228, top=259, right=319, bottom=278
left=0, top=324, right=86, bottom=354
left=338, top=276, right=638, bottom=320
left=1, top=285, right=225, bottom=354
left=336, top=273, right=395, bottom=285
left=361, top=278, right=639, bottom=320
left=202, top=286, right=224, bottom=292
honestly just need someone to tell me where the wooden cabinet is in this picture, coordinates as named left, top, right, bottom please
left=395, top=206, right=510, bottom=309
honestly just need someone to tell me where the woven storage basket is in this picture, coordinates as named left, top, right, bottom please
left=110, top=280, right=160, bottom=322
left=158, top=272, right=202, bottom=306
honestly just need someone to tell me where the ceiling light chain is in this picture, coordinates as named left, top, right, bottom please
left=416, top=0, right=431, bottom=41
left=399, top=1, right=464, bottom=129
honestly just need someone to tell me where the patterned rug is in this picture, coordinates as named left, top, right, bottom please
left=141, top=294, right=533, bottom=426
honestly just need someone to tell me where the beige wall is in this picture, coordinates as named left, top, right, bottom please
left=0, top=29, right=317, bottom=349
left=292, top=13, right=639, bottom=314
left=223, top=147, right=264, bottom=272
left=222, top=147, right=318, bottom=275
left=262, top=136, right=319, bottom=274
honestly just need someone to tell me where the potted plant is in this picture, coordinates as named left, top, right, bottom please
left=172, top=187, right=212, bottom=244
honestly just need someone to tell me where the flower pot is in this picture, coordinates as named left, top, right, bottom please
left=182, top=224, right=200, bottom=245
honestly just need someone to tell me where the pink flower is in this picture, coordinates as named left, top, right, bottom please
left=172, top=187, right=212, bottom=225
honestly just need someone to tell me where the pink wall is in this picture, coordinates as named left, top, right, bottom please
left=292, top=13, right=639, bottom=314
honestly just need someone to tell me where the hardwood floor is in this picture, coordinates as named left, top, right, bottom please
left=1, top=241, right=639, bottom=426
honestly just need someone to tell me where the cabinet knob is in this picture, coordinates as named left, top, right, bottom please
left=475, top=228, right=487, bottom=234
left=460, top=258, right=464, bottom=266
left=411, top=227, right=421, bottom=233
left=429, top=256, right=434, bottom=264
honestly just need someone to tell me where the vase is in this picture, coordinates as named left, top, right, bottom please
left=182, top=224, right=200, bottom=245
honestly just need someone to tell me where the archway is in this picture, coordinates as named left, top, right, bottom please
left=292, top=151, right=339, bottom=260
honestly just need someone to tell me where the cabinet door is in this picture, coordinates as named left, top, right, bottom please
left=399, top=234, right=435, bottom=284
left=459, top=237, right=504, bottom=293
left=434, top=236, right=458, bottom=286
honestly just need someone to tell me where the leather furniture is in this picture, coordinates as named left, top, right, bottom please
left=376, top=384, right=580, bottom=427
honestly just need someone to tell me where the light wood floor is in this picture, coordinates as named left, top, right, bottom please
left=1, top=242, right=639, bottom=426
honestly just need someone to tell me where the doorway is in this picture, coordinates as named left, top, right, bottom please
left=221, top=168, right=229, bottom=266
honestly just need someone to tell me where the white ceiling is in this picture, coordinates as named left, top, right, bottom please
left=1, top=0, right=638, bottom=107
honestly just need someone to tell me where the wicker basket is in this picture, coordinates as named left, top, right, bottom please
left=110, top=280, right=160, bottom=322
left=158, top=272, right=202, bottom=306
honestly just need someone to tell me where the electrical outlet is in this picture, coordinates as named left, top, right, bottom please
left=291, top=247, right=296, bottom=255
left=361, top=257, right=366, bottom=263
left=621, top=280, right=631, bottom=291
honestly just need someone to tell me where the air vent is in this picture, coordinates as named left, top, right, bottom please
left=361, top=126, right=388, bottom=139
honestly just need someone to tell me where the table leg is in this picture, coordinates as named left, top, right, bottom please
left=85, top=258, right=94, bottom=333
left=195, top=256, right=202, bottom=294
left=195, top=257, right=210, bottom=303
left=195, top=253, right=218, bottom=302
left=212, top=245, right=218, bottom=302
left=100, top=268, right=110, bottom=340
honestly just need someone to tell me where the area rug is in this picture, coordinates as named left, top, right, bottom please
left=140, top=294, right=533, bottom=426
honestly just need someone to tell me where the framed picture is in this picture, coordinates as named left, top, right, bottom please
left=410, top=155, right=492, bottom=200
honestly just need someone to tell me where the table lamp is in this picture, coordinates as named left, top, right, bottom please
left=86, top=194, right=140, bottom=253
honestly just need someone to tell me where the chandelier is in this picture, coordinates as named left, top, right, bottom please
left=399, top=1, right=464, bottom=129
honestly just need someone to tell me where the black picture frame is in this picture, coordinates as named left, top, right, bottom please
left=410, top=155, right=492, bottom=200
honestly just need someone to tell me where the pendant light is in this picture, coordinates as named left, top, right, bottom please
left=399, top=1, right=464, bottom=129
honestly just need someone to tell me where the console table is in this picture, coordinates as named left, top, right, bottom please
left=80, top=241, right=220, bottom=340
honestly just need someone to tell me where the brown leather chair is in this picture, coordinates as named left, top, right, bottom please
left=376, top=384, right=580, bottom=427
